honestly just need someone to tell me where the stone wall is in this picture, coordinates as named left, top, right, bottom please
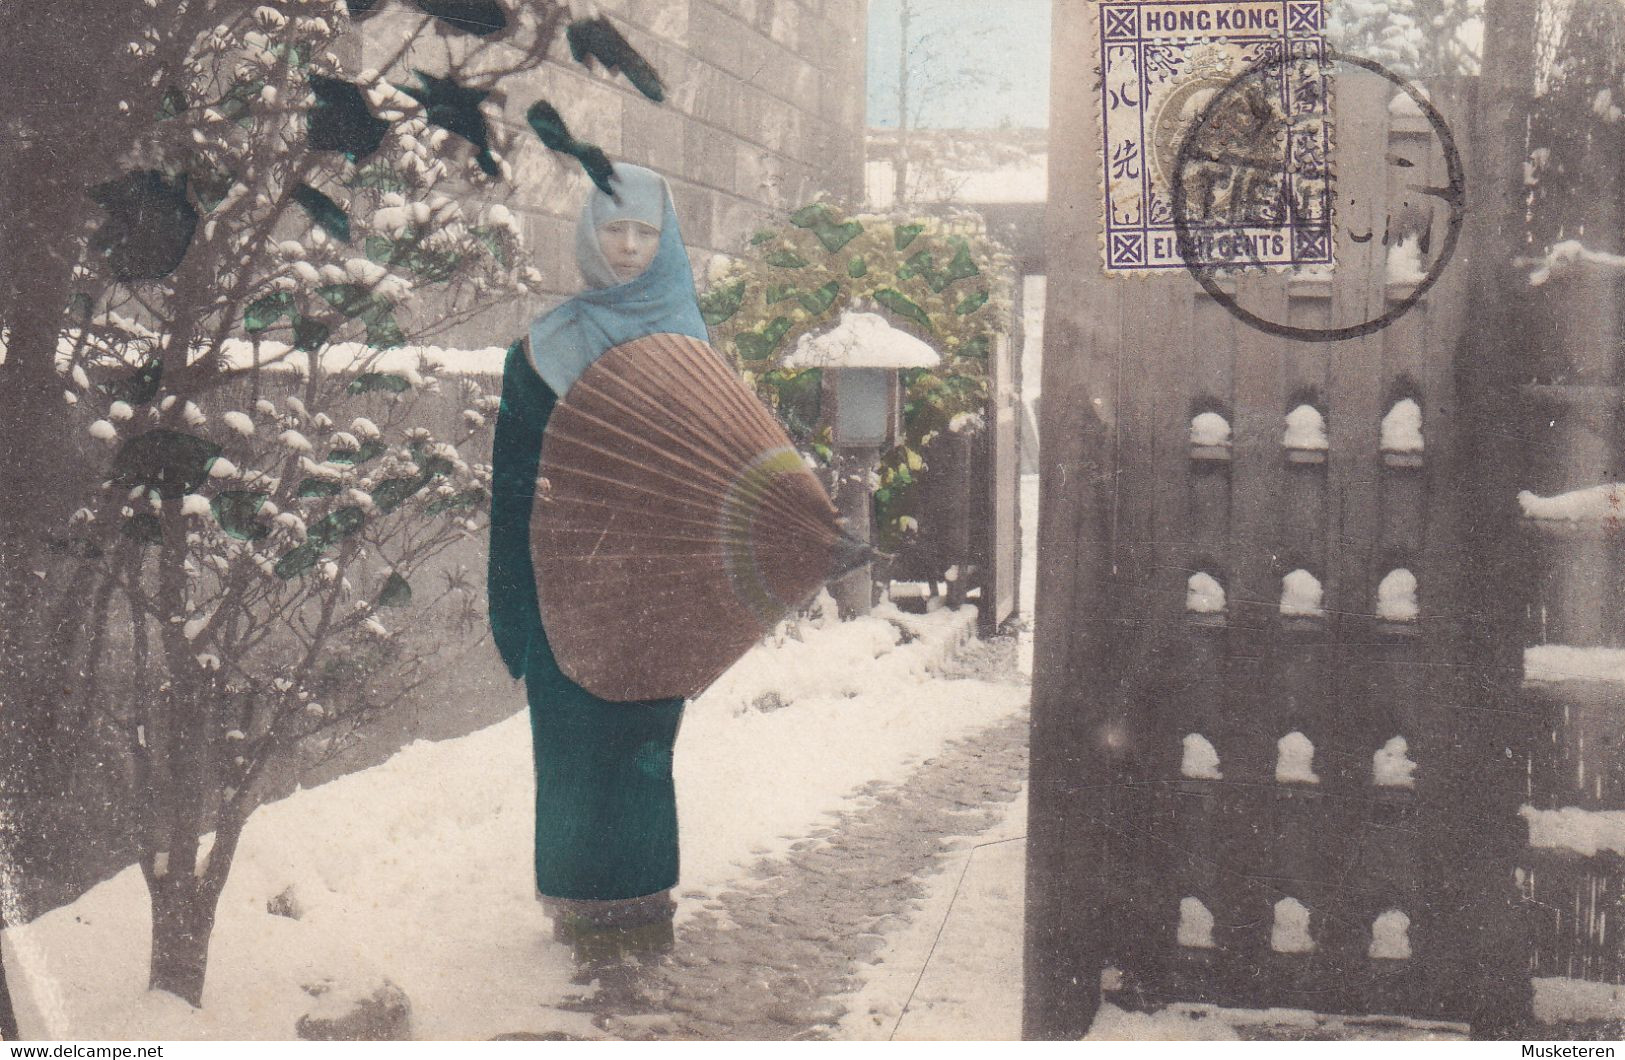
left=362, top=0, right=868, bottom=348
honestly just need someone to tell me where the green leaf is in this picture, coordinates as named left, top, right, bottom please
left=797, top=280, right=839, bottom=316
left=957, top=334, right=989, bottom=359
left=765, top=284, right=798, bottom=305
left=157, top=86, right=188, bottom=122
left=873, top=288, right=932, bottom=332
left=297, top=478, right=342, bottom=498
left=317, top=283, right=370, bottom=317
left=121, top=512, right=164, bottom=546
left=750, top=230, right=776, bottom=245
left=847, top=256, right=867, bottom=278
left=364, top=310, right=406, bottom=350
left=292, top=316, right=331, bottom=352
left=291, top=183, right=351, bottom=243
left=308, top=506, right=366, bottom=546
left=734, top=316, right=793, bottom=361
left=111, top=430, right=223, bottom=500
left=898, top=249, right=933, bottom=281
left=347, top=372, right=411, bottom=394
left=376, top=571, right=413, bottom=607
left=789, top=203, right=863, bottom=253
left=895, top=223, right=924, bottom=250
left=955, top=289, right=989, bottom=315
left=245, top=292, right=294, bottom=334
left=212, top=490, right=272, bottom=541
left=425, top=486, right=486, bottom=514
left=365, top=235, right=397, bottom=264
left=274, top=542, right=322, bottom=579
left=764, top=249, right=808, bottom=269
left=698, top=280, right=745, bottom=326
left=371, top=477, right=425, bottom=513
left=930, top=239, right=980, bottom=292
left=329, top=440, right=386, bottom=465
left=96, top=357, right=164, bottom=405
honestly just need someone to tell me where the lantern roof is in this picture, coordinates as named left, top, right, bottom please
left=781, top=310, right=942, bottom=370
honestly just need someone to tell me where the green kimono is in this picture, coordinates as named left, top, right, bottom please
left=488, top=338, right=684, bottom=902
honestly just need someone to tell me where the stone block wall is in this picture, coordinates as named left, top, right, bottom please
left=362, top=0, right=867, bottom=348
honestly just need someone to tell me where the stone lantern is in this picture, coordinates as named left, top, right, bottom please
left=784, top=311, right=941, bottom=617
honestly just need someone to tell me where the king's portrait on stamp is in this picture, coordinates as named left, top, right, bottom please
left=1098, top=0, right=1333, bottom=274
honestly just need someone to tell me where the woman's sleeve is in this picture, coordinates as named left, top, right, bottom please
left=488, top=338, right=556, bottom=680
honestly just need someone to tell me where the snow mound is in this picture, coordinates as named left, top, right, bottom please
left=1185, top=572, right=1226, bottom=615
left=1376, top=568, right=1418, bottom=622
left=1372, top=736, right=1417, bottom=788
left=1369, top=910, right=1412, bottom=960
left=1280, top=569, right=1324, bottom=618
left=1380, top=399, right=1423, bottom=453
left=1189, top=412, right=1231, bottom=448
left=1181, top=734, right=1222, bottom=780
left=1276, top=732, right=1319, bottom=784
left=1270, top=898, right=1314, bottom=954
left=1177, top=898, right=1216, bottom=948
left=1283, top=404, right=1327, bottom=450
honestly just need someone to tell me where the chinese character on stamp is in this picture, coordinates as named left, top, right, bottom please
left=1097, top=0, right=1333, bottom=274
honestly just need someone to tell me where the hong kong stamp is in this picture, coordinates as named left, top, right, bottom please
left=1097, top=0, right=1332, bottom=274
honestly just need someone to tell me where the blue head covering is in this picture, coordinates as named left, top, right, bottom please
left=527, top=164, right=708, bottom=397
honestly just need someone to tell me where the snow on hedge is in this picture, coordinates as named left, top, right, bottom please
left=1519, top=483, right=1625, bottom=521
left=1521, top=805, right=1625, bottom=856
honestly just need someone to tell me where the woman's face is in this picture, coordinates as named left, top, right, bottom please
left=598, top=219, right=660, bottom=282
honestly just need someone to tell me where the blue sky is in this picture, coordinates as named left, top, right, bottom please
left=866, top=0, right=1051, bottom=130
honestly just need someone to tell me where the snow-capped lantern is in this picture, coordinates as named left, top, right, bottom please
left=783, top=310, right=941, bottom=449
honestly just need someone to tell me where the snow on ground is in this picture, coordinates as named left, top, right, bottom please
left=1534, top=977, right=1625, bottom=1024
left=834, top=791, right=1027, bottom=1040
left=4, top=598, right=1021, bottom=1041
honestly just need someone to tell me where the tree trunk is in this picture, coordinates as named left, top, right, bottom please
left=146, top=873, right=221, bottom=1008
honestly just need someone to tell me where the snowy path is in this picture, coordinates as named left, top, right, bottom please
left=545, top=707, right=1029, bottom=1040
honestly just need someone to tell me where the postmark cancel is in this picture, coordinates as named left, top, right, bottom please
left=1097, top=0, right=1333, bottom=274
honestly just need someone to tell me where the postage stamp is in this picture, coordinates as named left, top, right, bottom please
left=1097, top=0, right=1333, bottom=274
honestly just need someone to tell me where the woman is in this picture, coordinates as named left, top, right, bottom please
left=487, top=164, right=708, bottom=958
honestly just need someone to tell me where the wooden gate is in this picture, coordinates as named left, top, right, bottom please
left=1028, top=17, right=1532, bottom=1034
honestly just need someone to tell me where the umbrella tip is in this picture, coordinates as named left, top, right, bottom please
left=830, top=533, right=887, bottom=577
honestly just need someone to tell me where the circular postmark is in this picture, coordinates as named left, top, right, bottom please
left=1170, top=48, right=1466, bottom=343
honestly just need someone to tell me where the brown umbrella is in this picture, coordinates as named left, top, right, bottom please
left=531, top=331, right=874, bottom=701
